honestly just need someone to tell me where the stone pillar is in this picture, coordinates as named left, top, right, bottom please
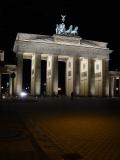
left=16, top=53, right=23, bottom=94
left=9, top=76, right=12, bottom=96
left=101, top=59, right=105, bottom=96
left=14, top=72, right=17, bottom=95
left=88, top=59, right=95, bottom=96
left=46, top=55, right=58, bottom=96
left=119, top=77, right=120, bottom=96
left=73, top=57, right=80, bottom=96
left=102, top=59, right=109, bottom=96
left=31, top=53, right=41, bottom=96
left=106, top=61, right=110, bottom=97
left=66, top=57, right=74, bottom=96
left=53, top=56, right=58, bottom=95
left=46, top=55, right=52, bottom=96
left=80, top=58, right=90, bottom=96
left=66, top=56, right=80, bottom=96
left=94, top=59, right=102, bottom=96
left=10, top=73, right=16, bottom=96
left=111, top=77, right=115, bottom=97
left=0, top=73, right=1, bottom=98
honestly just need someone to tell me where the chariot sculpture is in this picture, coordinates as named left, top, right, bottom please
left=55, top=15, right=79, bottom=36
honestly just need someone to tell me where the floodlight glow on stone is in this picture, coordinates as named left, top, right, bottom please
left=20, top=92, right=27, bottom=97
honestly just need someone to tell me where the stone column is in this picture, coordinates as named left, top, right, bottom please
left=88, top=59, right=95, bottom=96
left=66, top=57, right=74, bottom=96
left=73, top=57, right=80, bottom=96
left=80, top=58, right=93, bottom=96
left=9, top=76, right=12, bottom=96
left=95, top=59, right=107, bottom=97
left=104, top=59, right=109, bottom=97
left=14, top=72, right=17, bottom=95
left=103, top=59, right=109, bottom=96
left=46, top=55, right=58, bottom=96
left=9, top=73, right=15, bottom=96
left=16, top=53, right=23, bottom=94
left=46, top=55, right=51, bottom=96
left=66, top=56, right=80, bottom=96
left=31, top=53, right=41, bottom=96
left=53, top=56, right=58, bottom=95
left=35, top=54, right=41, bottom=96
left=119, top=76, right=120, bottom=96
left=111, top=77, right=115, bottom=97
left=0, top=73, right=1, bottom=98
left=79, top=59, right=81, bottom=95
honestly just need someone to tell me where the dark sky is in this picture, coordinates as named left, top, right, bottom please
left=0, top=0, right=120, bottom=70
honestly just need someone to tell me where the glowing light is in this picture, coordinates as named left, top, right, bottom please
left=116, top=88, right=119, bottom=91
left=1, top=86, right=4, bottom=89
left=25, top=86, right=29, bottom=90
left=20, top=92, right=27, bottom=97
left=58, top=88, right=61, bottom=91
left=2, top=95, right=5, bottom=99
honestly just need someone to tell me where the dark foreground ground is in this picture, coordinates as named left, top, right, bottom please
left=0, top=97, right=120, bottom=160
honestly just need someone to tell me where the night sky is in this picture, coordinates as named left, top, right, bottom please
left=0, top=0, right=120, bottom=70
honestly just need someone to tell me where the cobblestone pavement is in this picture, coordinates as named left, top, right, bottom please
left=39, top=115, right=120, bottom=160
left=0, top=110, right=48, bottom=160
left=1, top=97, right=120, bottom=160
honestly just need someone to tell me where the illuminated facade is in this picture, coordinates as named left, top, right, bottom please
left=1, top=16, right=115, bottom=97
left=13, top=33, right=112, bottom=97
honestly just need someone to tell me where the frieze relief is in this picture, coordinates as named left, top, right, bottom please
left=14, top=39, right=110, bottom=60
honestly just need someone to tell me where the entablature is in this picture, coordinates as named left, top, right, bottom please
left=14, top=38, right=111, bottom=60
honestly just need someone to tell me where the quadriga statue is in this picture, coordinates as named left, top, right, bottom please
left=71, top=26, right=78, bottom=36
left=65, top=25, right=73, bottom=35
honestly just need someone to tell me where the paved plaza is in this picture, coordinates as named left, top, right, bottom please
left=0, top=97, right=120, bottom=160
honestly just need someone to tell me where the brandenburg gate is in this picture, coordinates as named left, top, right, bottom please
left=13, top=15, right=112, bottom=97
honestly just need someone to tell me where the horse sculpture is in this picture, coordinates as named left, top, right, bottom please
left=71, top=26, right=78, bottom=36
left=65, top=25, right=73, bottom=35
